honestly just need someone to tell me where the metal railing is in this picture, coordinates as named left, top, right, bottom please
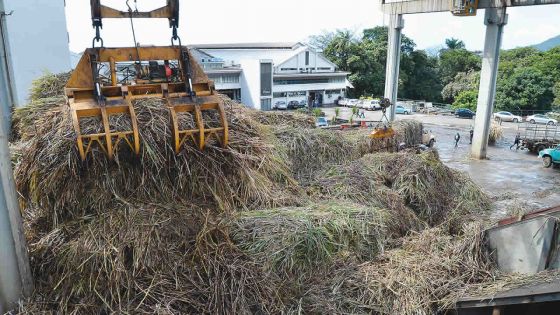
left=518, top=123, right=560, bottom=141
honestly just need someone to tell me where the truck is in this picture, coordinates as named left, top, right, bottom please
left=518, top=123, right=560, bottom=153
left=538, top=146, right=560, bottom=168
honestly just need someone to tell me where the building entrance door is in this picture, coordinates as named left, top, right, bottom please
left=309, top=91, right=324, bottom=107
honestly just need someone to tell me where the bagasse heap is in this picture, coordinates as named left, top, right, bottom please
left=13, top=73, right=496, bottom=314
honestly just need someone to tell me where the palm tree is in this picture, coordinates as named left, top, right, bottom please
left=333, top=107, right=340, bottom=124
left=445, top=38, right=465, bottom=50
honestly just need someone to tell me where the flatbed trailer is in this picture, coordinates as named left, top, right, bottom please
left=518, top=123, right=560, bottom=153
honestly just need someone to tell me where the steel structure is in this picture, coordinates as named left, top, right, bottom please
left=380, top=0, right=560, bottom=159
left=67, top=0, right=229, bottom=161
left=381, top=0, right=560, bottom=14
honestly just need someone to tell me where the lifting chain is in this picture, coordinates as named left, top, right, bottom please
left=92, top=24, right=103, bottom=48
left=126, top=0, right=141, bottom=64
left=171, top=25, right=182, bottom=47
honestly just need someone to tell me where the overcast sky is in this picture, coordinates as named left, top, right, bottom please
left=65, top=0, right=560, bottom=53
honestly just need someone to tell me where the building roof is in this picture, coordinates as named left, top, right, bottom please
left=192, top=42, right=337, bottom=72
left=205, top=68, right=243, bottom=75
left=191, top=42, right=302, bottom=50
left=274, top=72, right=350, bottom=78
left=190, top=47, right=216, bottom=59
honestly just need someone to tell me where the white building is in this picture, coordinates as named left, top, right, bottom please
left=0, top=0, right=71, bottom=115
left=191, top=42, right=350, bottom=110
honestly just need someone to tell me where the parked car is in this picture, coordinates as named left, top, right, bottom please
left=362, top=100, right=381, bottom=111
left=347, top=99, right=360, bottom=107
left=287, top=100, right=300, bottom=109
left=358, top=100, right=368, bottom=109
left=493, top=111, right=522, bottom=123
left=315, top=117, right=328, bottom=128
left=275, top=101, right=287, bottom=110
left=539, top=145, right=560, bottom=168
left=298, top=100, right=307, bottom=108
left=395, top=105, right=411, bottom=115
left=422, top=130, right=436, bottom=148
left=527, top=114, right=557, bottom=125
left=455, top=108, right=475, bottom=119
left=338, top=98, right=348, bottom=106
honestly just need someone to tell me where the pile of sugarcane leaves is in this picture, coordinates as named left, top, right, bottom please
left=9, top=72, right=543, bottom=314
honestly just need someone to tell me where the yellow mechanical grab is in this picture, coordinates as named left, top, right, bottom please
left=65, top=0, right=228, bottom=161
left=451, top=0, right=480, bottom=16
left=369, top=98, right=395, bottom=140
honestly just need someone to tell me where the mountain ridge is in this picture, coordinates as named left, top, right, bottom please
left=533, top=35, right=560, bottom=51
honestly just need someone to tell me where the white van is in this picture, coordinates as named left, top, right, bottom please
left=362, top=100, right=381, bottom=111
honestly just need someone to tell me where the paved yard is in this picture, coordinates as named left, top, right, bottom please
left=313, top=106, right=560, bottom=217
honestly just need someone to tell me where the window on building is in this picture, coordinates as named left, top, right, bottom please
left=329, top=77, right=345, bottom=83
left=273, top=92, right=287, bottom=98
left=326, top=89, right=341, bottom=95
left=287, top=91, right=306, bottom=97
left=317, top=67, right=331, bottom=71
left=203, top=62, right=224, bottom=70
left=223, top=74, right=239, bottom=83
left=305, top=51, right=310, bottom=65
left=280, top=68, right=297, bottom=71
left=274, top=78, right=329, bottom=85
left=260, top=63, right=272, bottom=96
left=261, top=98, right=272, bottom=111
left=208, top=74, right=239, bottom=84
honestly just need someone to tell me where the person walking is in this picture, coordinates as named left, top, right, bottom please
left=469, top=128, right=474, bottom=144
left=510, top=133, right=521, bottom=150
left=454, top=132, right=461, bottom=148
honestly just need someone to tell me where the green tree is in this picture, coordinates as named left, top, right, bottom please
left=532, top=46, right=560, bottom=82
left=495, top=67, right=554, bottom=111
left=551, top=81, right=560, bottom=110
left=444, top=38, right=465, bottom=50
left=452, top=90, right=478, bottom=111
left=308, top=31, right=336, bottom=50
left=322, top=30, right=360, bottom=72
left=362, top=26, right=416, bottom=54
left=498, top=47, right=540, bottom=79
left=441, top=70, right=480, bottom=102
left=400, top=50, right=442, bottom=101
left=322, top=29, right=386, bottom=97
left=439, top=49, right=481, bottom=85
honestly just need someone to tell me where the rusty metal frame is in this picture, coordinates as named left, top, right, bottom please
left=90, top=0, right=179, bottom=26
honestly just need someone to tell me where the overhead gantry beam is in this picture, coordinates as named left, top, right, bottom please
left=380, top=0, right=559, bottom=159
left=382, top=0, right=560, bottom=14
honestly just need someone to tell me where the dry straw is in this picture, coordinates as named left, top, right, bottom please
left=13, top=72, right=511, bottom=314
left=489, top=122, right=504, bottom=145
left=299, top=222, right=495, bottom=314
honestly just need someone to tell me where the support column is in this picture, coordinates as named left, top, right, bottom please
left=384, top=14, right=404, bottom=122
left=0, top=88, right=32, bottom=312
left=471, top=7, right=507, bottom=159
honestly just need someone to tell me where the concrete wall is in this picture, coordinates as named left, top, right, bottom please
left=213, top=81, right=241, bottom=91
left=199, top=49, right=294, bottom=69
left=238, top=59, right=260, bottom=109
left=0, top=0, right=14, bottom=132
left=324, top=90, right=343, bottom=103
left=272, top=81, right=347, bottom=94
left=2, top=0, right=70, bottom=107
